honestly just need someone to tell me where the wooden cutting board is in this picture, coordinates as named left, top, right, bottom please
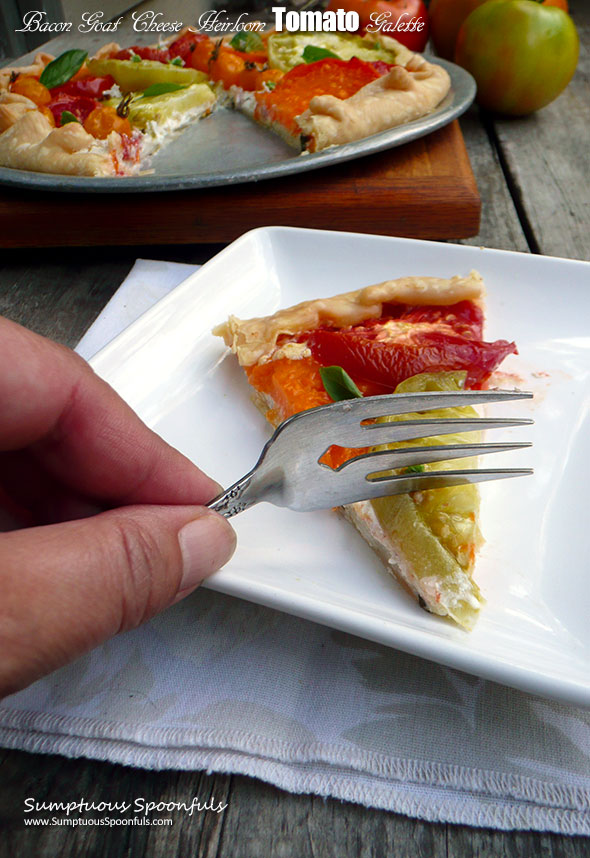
left=0, top=120, right=479, bottom=248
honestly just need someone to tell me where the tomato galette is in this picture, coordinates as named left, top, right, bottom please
left=214, top=272, right=517, bottom=630
left=0, top=28, right=451, bottom=177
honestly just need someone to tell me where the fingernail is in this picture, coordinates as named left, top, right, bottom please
left=177, top=512, right=236, bottom=596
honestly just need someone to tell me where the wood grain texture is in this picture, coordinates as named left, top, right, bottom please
left=486, top=0, right=589, bottom=261
left=0, top=122, right=480, bottom=247
left=0, top=244, right=223, bottom=345
left=457, top=106, right=529, bottom=253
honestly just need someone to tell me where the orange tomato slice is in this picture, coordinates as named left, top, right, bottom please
left=255, top=56, right=380, bottom=134
left=245, top=356, right=379, bottom=469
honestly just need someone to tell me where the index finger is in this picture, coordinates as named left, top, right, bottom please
left=0, top=316, right=220, bottom=506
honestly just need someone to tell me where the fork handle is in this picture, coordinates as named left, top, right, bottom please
left=206, top=472, right=258, bottom=518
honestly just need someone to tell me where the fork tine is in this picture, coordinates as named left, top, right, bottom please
left=309, top=469, right=534, bottom=510
left=332, top=417, right=533, bottom=449
left=334, top=441, right=532, bottom=474
left=310, top=389, right=533, bottom=423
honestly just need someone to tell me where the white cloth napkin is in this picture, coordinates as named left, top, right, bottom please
left=1, top=260, right=589, bottom=835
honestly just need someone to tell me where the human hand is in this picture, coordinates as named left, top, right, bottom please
left=0, top=317, right=236, bottom=697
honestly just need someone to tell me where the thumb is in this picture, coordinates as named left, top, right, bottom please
left=0, top=504, right=236, bottom=697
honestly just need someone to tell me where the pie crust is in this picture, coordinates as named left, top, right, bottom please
left=0, top=110, right=116, bottom=176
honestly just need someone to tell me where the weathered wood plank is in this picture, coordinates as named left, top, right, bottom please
left=458, top=105, right=529, bottom=253
left=0, top=244, right=223, bottom=345
left=488, top=0, right=589, bottom=261
left=217, top=775, right=448, bottom=858
left=0, top=748, right=233, bottom=858
left=446, top=823, right=590, bottom=858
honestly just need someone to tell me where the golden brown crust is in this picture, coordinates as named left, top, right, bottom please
left=0, top=111, right=116, bottom=176
left=297, top=54, right=451, bottom=152
left=0, top=52, right=54, bottom=92
left=213, top=272, right=484, bottom=367
left=0, top=92, right=37, bottom=133
left=90, top=42, right=120, bottom=61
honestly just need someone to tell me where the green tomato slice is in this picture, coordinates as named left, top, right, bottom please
left=87, top=58, right=207, bottom=93
left=267, top=31, right=399, bottom=72
left=370, top=371, right=484, bottom=630
left=105, top=83, right=216, bottom=130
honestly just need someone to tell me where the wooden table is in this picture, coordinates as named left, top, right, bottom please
left=0, top=1, right=588, bottom=855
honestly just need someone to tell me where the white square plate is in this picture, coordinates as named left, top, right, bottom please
left=91, top=227, right=590, bottom=707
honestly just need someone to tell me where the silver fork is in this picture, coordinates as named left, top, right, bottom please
left=207, top=390, right=533, bottom=518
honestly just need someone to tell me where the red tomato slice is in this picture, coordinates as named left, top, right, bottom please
left=50, top=75, right=115, bottom=99
left=369, top=61, right=397, bottom=75
left=48, top=95, right=98, bottom=125
left=115, top=46, right=171, bottom=63
left=168, top=32, right=211, bottom=63
left=299, top=302, right=516, bottom=390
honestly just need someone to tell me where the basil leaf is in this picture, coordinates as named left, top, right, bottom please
left=60, top=110, right=79, bottom=126
left=131, top=54, right=141, bottom=63
left=230, top=31, right=264, bottom=54
left=264, top=80, right=277, bottom=91
left=302, top=45, right=339, bottom=64
left=320, top=366, right=363, bottom=402
left=139, top=82, right=187, bottom=99
left=40, top=49, right=87, bottom=89
left=404, top=464, right=425, bottom=474
left=169, top=56, right=184, bottom=66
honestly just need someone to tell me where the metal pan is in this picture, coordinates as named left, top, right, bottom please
left=0, top=59, right=475, bottom=194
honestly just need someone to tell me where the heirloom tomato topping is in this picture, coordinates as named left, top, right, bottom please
left=233, top=49, right=269, bottom=65
left=298, top=302, right=516, bottom=390
left=245, top=357, right=378, bottom=468
left=115, top=46, right=171, bottom=64
left=168, top=32, right=201, bottom=63
left=48, top=94, right=98, bottom=125
left=246, top=357, right=332, bottom=421
left=83, top=105, right=132, bottom=139
left=189, top=37, right=216, bottom=73
left=245, top=301, right=516, bottom=469
left=255, top=56, right=380, bottom=133
left=50, top=75, right=116, bottom=99
left=9, top=75, right=51, bottom=106
left=257, top=68, right=284, bottom=90
left=209, top=47, right=247, bottom=89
